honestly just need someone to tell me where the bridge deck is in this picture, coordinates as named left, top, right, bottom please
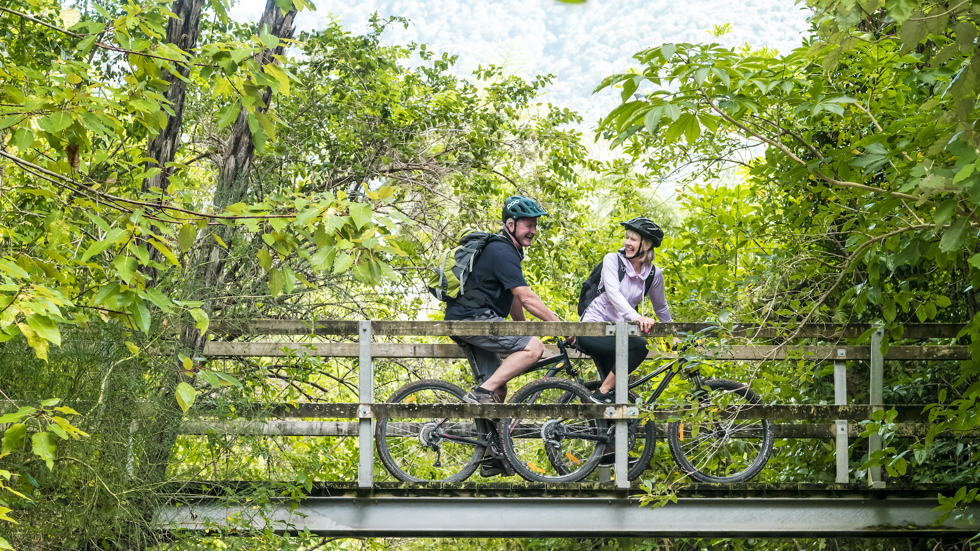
left=157, top=483, right=980, bottom=537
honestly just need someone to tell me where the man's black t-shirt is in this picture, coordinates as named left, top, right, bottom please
left=444, top=238, right=528, bottom=320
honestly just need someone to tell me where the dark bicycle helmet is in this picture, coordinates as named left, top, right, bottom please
left=621, top=217, right=664, bottom=247
left=502, top=195, right=548, bottom=222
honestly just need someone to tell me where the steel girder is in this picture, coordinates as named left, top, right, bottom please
left=158, top=496, right=980, bottom=538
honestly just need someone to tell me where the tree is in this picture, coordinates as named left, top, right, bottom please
left=596, top=0, right=980, bottom=521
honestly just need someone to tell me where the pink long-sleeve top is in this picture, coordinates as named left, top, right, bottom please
left=580, top=252, right=673, bottom=323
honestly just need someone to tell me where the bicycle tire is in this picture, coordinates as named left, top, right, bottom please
left=375, top=379, right=486, bottom=483
left=578, top=380, right=656, bottom=481
left=666, top=379, right=774, bottom=483
left=498, top=377, right=609, bottom=483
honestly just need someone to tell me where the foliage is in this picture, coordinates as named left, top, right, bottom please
left=595, top=0, right=980, bottom=532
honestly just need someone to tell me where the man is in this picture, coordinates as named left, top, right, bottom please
left=444, top=195, right=564, bottom=407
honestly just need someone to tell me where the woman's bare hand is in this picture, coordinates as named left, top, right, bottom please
left=635, top=316, right=656, bottom=333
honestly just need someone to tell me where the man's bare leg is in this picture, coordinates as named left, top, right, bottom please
left=479, top=337, right=544, bottom=402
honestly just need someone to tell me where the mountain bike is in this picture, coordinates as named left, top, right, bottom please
left=501, top=350, right=775, bottom=484
left=375, top=338, right=602, bottom=483
left=376, top=338, right=774, bottom=484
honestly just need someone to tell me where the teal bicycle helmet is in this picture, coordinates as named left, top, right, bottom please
left=502, top=196, right=548, bottom=222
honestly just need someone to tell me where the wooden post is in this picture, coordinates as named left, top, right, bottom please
left=868, top=328, right=885, bottom=489
left=615, top=321, right=629, bottom=489
left=834, top=348, right=848, bottom=483
left=358, top=320, right=373, bottom=489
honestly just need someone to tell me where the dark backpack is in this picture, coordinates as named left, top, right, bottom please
left=427, top=230, right=510, bottom=306
left=577, top=255, right=656, bottom=317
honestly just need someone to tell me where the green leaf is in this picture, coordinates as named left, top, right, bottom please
left=264, top=63, right=291, bottom=96
left=112, top=255, right=138, bottom=283
left=130, top=301, right=151, bottom=333
left=215, top=372, right=243, bottom=387
left=0, top=115, right=22, bottom=130
left=294, top=207, right=321, bottom=227
left=37, top=112, right=73, bottom=134
left=0, top=411, right=28, bottom=424
left=0, top=259, right=29, bottom=279
left=333, top=251, right=354, bottom=274
left=200, top=371, right=221, bottom=388
left=940, top=218, right=970, bottom=252
left=643, top=106, right=664, bottom=135
left=81, top=228, right=125, bottom=262
left=11, top=127, right=34, bottom=151
left=311, top=245, right=335, bottom=270
left=683, top=114, right=701, bottom=144
left=957, top=20, right=978, bottom=51
left=78, top=34, right=97, bottom=54
left=661, top=43, right=676, bottom=61
left=216, top=102, right=240, bottom=130
left=933, top=199, right=958, bottom=225
left=885, top=0, right=917, bottom=24
left=349, top=203, right=372, bottom=229
left=93, top=282, right=120, bottom=307
left=178, top=224, right=197, bottom=252
left=144, top=287, right=173, bottom=312
left=259, top=24, right=279, bottom=49
left=175, top=382, right=196, bottom=413
left=31, top=432, right=55, bottom=470
left=26, top=315, right=61, bottom=347
left=899, top=19, right=926, bottom=49
left=1, top=424, right=26, bottom=455
left=953, top=164, right=975, bottom=183
left=257, top=249, right=273, bottom=271
left=268, top=267, right=284, bottom=296
left=664, top=114, right=692, bottom=144
left=189, top=308, right=209, bottom=333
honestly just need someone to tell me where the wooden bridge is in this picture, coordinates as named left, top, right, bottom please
left=157, top=321, right=980, bottom=537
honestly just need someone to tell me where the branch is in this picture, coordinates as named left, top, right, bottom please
left=794, top=223, right=938, bottom=331
left=907, top=0, right=970, bottom=21
left=0, top=7, right=210, bottom=68
left=745, top=114, right=824, bottom=160
left=701, top=95, right=954, bottom=214
left=0, top=150, right=297, bottom=221
left=850, top=103, right=914, bottom=162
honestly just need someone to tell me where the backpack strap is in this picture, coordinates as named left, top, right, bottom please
left=644, top=265, right=657, bottom=297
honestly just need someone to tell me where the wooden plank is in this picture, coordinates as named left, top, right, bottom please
left=209, top=320, right=967, bottom=339
left=210, top=403, right=929, bottom=421
left=209, top=320, right=612, bottom=337
left=178, top=421, right=961, bottom=440
left=202, top=341, right=969, bottom=361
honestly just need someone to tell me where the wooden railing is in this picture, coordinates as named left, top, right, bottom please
left=185, top=321, right=967, bottom=490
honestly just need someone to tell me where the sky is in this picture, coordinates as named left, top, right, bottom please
left=230, top=0, right=813, bottom=132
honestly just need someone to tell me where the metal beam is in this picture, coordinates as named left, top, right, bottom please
left=157, top=496, right=980, bottom=537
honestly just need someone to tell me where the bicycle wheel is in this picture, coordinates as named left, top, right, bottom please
left=579, top=380, right=656, bottom=481
left=375, top=379, right=486, bottom=483
left=666, top=379, right=774, bottom=483
left=498, top=377, right=609, bottom=483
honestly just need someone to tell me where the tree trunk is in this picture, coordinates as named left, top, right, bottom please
left=143, top=0, right=205, bottom=194
left=136, top=0, right=298, bottom=509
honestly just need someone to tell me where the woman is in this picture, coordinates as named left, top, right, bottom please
left=578, top=217, right=674, bottom=404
